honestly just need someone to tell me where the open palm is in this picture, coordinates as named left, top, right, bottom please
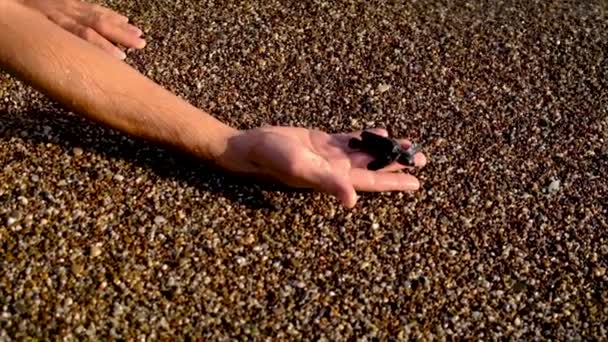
left=221, top=126, right=427, bottom=208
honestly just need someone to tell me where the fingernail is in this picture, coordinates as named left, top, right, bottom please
left=351, top=194, right=360, bottom=207
left=115, top=49, right=127, bottom=60
left=410, top=179, right=421, bottom=190
left=125, top=24, right=143, bottom=35
left=135, top=39, right=146, bottom=49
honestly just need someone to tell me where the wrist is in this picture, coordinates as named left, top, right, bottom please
left=209, top=127, right=261, bottom=175
left=186, top=120, right=241, bottom=167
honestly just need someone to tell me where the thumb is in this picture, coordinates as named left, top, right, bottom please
left=315, top=170, right=358, bottom=208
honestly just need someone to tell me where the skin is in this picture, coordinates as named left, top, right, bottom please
left=0, top=0, right=427, bottom=209
left=18, top=0, right=146, bottom=59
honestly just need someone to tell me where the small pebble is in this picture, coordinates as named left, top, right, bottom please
left=377, top=83, right=391, bottom=93
left=242, top=234, right=256, bottom=245
left=0, top=1, right=605, bottom=339
left=64, top=297, right=73, bottom=307
left=547, top=179, right=561, bottom=193
left=17, top=196, right=28, bottom=205
left=436, top=155, right=449, bottom=164
left=235, top=256, right=247, bottom=265
left=5, top=211, right=20, bottom=226
left=6, top=216, right=18, bottom=227
left=71, top=263, right=84, bottom=275
left=154, top=216, right=167, bottom=225
left=90, top=244, right=102, bottom=258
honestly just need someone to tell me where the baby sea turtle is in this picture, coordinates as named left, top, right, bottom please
left=348, top=130, right=418, bottom=170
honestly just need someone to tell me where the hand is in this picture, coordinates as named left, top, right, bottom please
left=20, top=0, right=146, bottom=60
left=217, top=126, right=427, bottom=208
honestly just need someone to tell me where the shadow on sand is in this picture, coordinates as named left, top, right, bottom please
left=0, top=105, right=304, bottom=210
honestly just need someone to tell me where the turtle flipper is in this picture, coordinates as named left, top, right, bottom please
left=396, top=145, right=418, bottom=166
left=348, top=137, right=363, bottom=149
left=360, top=131, right=395, bottom=151
left=367, top=156, right=392, bottom=171
left=397, top=154, right=415, bottom=166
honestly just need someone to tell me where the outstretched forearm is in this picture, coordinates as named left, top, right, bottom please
left=0, top=1, right=236, bottom=163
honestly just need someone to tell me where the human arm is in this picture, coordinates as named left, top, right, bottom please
left=0, top=0, right=427, bottom=208
left=0, top=0, right=235, bottom=163
left=18, top=0, right=146, bottom=59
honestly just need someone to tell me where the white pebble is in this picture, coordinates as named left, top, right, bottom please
left=154, top=215, right=167, bottom=225
left=436, top=156, right=449, bottom=164
left=377, top=83, right=391, bottom=93
left=64, top=297, right=73, bottom=307
left=547, top=179, right=561, bottom=193
left=90, top=244, right=102, bottom=257
left=159, top=317, right=170, bottom=329
left=167, top=277, right=177, bottom=287
left=113, top=174, right=125, bottom=182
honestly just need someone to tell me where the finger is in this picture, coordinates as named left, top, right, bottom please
left=245, top=130, right=359, bottom=207
left=412, top=152, right=427, bottom=168
left=313, top=171, right=358, bottom=208
left=377, top=152, right=427, bottom=171
left=108, top=23, right=146, bottom=49
left=348, top=152, right=403, bottom=171
left=350, top=169, right=420, bottom=192
left=101, top=8, right=130, bottom=24
left=260, top=164, right=359, bottom=208
left=57, top=18, right=127, bottom=59
left=86, top=12, right=146, bottom=49
left=372, top=152, right=426, bottom=172
left=121, top=22, right=146, bottom=40
left=384, top=139, right=427, bottom=169
left=396, top=139, right=427, bottom=168
left=349, top=153, right=426, bottom=172
left=100, top=21, right=146, bottom=48
left=86, top=3, right=130, bottom=24
left=264, top=139, right=358, bottom=208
